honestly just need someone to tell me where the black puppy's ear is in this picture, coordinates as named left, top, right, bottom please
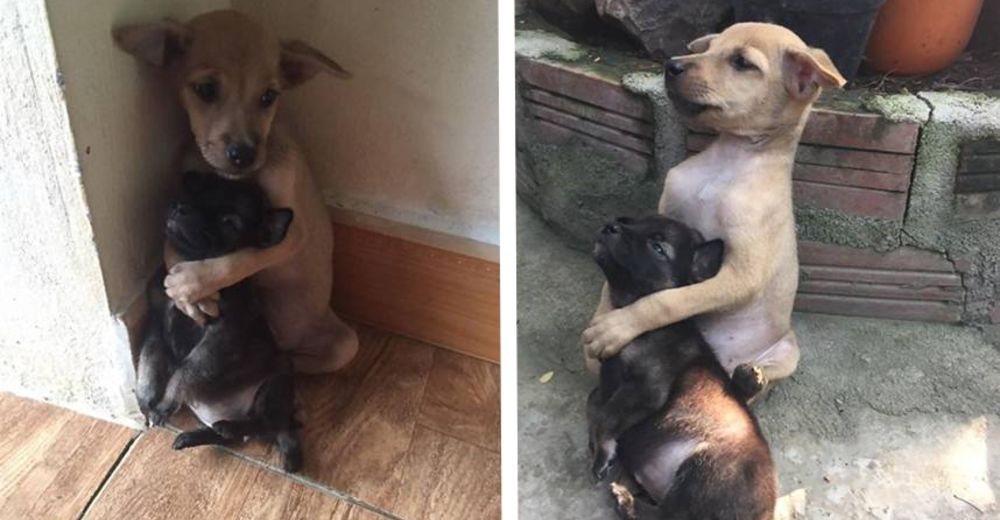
left=691, top=239, right=724, bottom=282
left=257, top=209, right=294, bottom=248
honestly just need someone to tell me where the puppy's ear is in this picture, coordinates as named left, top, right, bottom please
left=257, top=209, right=294, bottom=248
left=280, top=39, right=351, bottom=89
left=784, top=47, right=846, bottom=100
left=686, top=33, right=718, bottom=54
left=691, top=239, right=724, bottom=283
left=112, top=19, right=190, bottom=67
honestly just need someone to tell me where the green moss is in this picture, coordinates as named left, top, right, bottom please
left=794, top=206, right=902, bottom=251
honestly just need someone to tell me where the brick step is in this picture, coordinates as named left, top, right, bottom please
left=795, top=293, right=961, bottom=323
left=795, top=241, right=963, bottom=322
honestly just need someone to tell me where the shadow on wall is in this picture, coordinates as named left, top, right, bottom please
left=233, top=0, right=500, bottom=245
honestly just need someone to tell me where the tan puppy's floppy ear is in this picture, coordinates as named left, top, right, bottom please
left=686, top=33, right=719, bottom=54
left=280, top=39, right=351, bottom=89
left=784, top=47, right=846, bottom=100
left=112, top=19, right=190, bottom=67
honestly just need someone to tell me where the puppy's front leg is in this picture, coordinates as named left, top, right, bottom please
left=164, top=216, right=306, bottom=307
left=585, top=226, right=771, bottom=359
left=136, top=322, right=174, bottom=426
left=584, top=282, right=613, bottom=373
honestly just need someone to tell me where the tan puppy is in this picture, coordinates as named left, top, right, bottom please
left=583, top=23, right=845, bottom=391
left=114, top=10, right=359, bottom=373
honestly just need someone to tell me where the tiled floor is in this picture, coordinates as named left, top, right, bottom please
left=0, top=325, right=500, bottom=520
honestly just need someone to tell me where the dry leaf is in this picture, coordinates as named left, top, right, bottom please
left=539, top=371, right=554, bottom=383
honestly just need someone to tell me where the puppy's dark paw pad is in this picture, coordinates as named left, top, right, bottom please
left=732, top=364, right=767, bottom=401
left=172, top=432, right=196, bottom=450
left=282, top=450, right=303, bottom=474
left=591, top=450, right=616, bottom=482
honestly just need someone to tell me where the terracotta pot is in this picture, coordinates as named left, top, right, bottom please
left=865, top=0, right=984, bottom=75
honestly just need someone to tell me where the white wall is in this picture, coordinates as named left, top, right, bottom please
left=47, top=0, right=229, bottom=312
left=234, top=0, right=499, bottom=245
left=0, top=0, right=137, bottom=423
left=0, top=0, right=227, bottom=424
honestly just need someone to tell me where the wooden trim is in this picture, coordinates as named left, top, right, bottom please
left=331, top=218, right=500, bottom=364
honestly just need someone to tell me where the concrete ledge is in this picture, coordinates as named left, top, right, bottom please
left=517, top=28, right=1000, bottom=325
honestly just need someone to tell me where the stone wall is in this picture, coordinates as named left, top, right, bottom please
left=516, top=28, right=1000, bottom=325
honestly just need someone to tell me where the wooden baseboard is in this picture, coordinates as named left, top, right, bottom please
left=331, top=214, right=500, bottom=364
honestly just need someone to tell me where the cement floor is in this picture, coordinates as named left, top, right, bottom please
left=517, top=200, right=1000, bottom=519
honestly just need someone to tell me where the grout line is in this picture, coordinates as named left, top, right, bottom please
left=159, top=424, right=405, bottom=520
left=413, top=422, right=500, bottom=455
left=75, top=430, right=143, bottom=520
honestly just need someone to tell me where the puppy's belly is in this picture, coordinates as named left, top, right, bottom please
left=188, top=382, right=262, bottom=426
left=697, top=299, right=786, bottom=373
left=630, top=438, right=704, bottom=500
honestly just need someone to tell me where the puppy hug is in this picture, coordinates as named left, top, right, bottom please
left=115, top=10, right=360, bottom=469
left=584, top=23, right=846, bottom=519
left=115, top=10, right=358, bottom=375
left=584, top=23, right=846, bottom=396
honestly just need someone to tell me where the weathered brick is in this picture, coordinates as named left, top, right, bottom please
left=794, top=181, right=907, bottom=220
left=798, top=241, right=954, bottom=273
left=801, top=109, right=920, bottom=154
left=794, top=294, right=961, bottom=323
left=518, top=60, right=650, bottom=119
left=526, top=103, right=653, bottom=155
left=522, top=88, right=654, bottom=137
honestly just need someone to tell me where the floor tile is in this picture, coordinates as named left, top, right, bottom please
left=158, top=325, right=500, bottom=519
left=387, top=426, right=501, bottom=520
left=84, top=429, right=384, bottom=520
left=302, top=332, right=436, bottom=508
left=418, top=350, right=500, bottom=452
left=0, top=393, right=136, bottom=520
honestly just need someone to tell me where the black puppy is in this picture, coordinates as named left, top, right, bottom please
left=587, top=215, right=776, bottom=520
left=136, top=171, right=303, bottom=472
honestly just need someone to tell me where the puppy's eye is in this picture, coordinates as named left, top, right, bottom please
left=192, top=81, right=218, bottom=103
left=260, top=89, right=280, bottom=108
left=650, top=241, right=667, bottom=258
left=730, top=54, right=758, bottom=72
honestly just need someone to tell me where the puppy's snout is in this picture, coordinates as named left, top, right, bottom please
left=170, top=203, right=190, bottom=218
left=226, top=143, right=257, bottom=169
left=665, top=60, right=686, bottom=78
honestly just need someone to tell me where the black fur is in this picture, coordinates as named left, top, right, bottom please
left=586, top=215, right=776, bottom=520
left=136, top=171, right=303, bottom=472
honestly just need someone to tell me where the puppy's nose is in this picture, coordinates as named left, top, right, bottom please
left=226, top=143, right=257, bottom=168
left=170, top=204, right=189, bottom=218
left=665, top=60, right=686, bottom=78
left=602, top=223, right=621, bottom=235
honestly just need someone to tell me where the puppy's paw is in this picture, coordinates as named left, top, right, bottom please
left=146, top=410, right=169, bottom=428
left=610, top=482, right=636, bottom=519
left=281, top=447, right=304, bottom=474
left=591, top=447, right=617, bottom=482
left=732, top=363, right=767, bottom=402
left=211, top=420, right=240, bottom=440
left=172, top=432, right=198, bottom=450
